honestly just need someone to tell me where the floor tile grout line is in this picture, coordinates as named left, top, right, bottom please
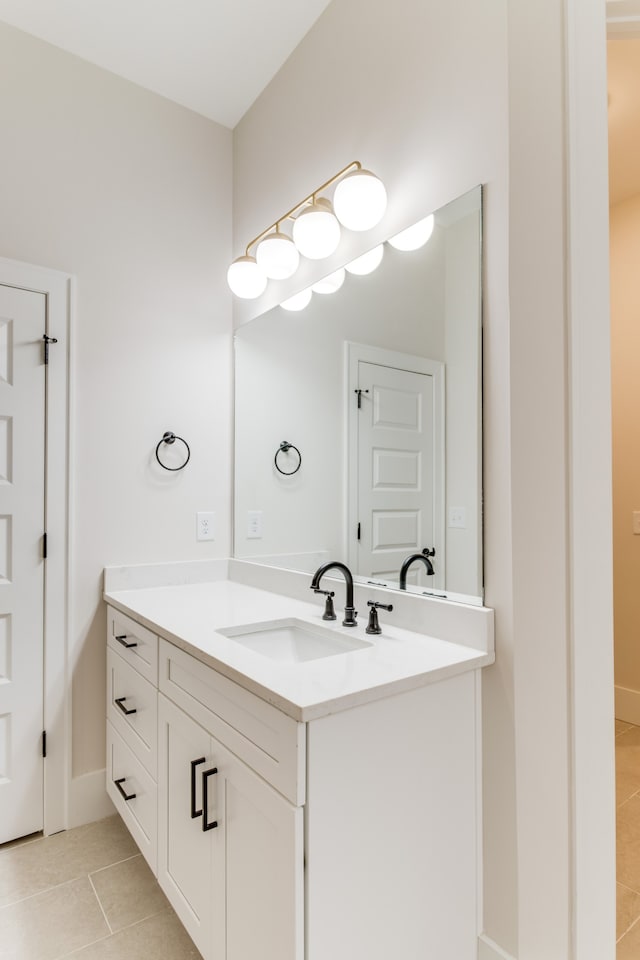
left=88, top=852, right=141, bottom=878
left=0, top=850, right=141, bottom=909
left=88, top=871, right=113, bottom=936
left=0, top=872, right=92, bottom=911
left=54, top=908, right=174, bottom=960
left=618, top=909, right=640, bottom=943
left=51, top=928, right=115, bottom=960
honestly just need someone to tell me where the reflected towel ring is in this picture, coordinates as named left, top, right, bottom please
left=275, top=441, right=301, bottom=476
left=155, top=431, right=191, bottom=471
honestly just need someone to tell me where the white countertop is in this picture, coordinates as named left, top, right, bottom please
left=104, top=576, right=494, bottom=721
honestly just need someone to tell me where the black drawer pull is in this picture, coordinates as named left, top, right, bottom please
left=115, top=697, right=136, bottom=716
left=115, top=634, right=138, bottom=649
left=202, top=767, right=219, bottom=831
left=190, top=757, right=206, bottom=818
left=114, top=777, right=136, bottom=802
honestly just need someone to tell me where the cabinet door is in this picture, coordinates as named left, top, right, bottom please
left=219, top=738, right=304, bottom=960
left=157, top=694, right=224, bottom=960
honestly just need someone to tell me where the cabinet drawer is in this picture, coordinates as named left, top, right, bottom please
left=159, top=639, right=305, bottom=806
left=107, top=648, right=158, bottom=777
left=106, top=720, right=157, bottom=875
left=107, top=606, right=158, bottom=684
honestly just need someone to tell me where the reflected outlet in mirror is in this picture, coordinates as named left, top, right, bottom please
left=233, top=186, right=483, bottom=605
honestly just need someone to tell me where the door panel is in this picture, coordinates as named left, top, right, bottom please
left=223, top=741, right=303, bottom=960
left=157, top=693, right=220, bottom=959
left=356, top=361, right=438, bottom=586
left=0, top=285, right=45, bottom=844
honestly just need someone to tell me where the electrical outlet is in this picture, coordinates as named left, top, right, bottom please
left=633, top=511, right=640, bottom=535
left=196, top=511, right=216, bottom=541
left=247, top=510, right=263, bottom=539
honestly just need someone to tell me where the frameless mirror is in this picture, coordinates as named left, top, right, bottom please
left=233, top=186, right=483, bottom=604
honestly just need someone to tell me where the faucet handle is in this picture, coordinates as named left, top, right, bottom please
left=366, top=600, right=393, bottom=635
left=314, top=589, right=336, bottom=621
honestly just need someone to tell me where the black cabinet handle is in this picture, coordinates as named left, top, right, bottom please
left=115, top=634, right=138, bottom=649
left=114, top=777, right=136, bottom=802
left=202, top=767, right=219, bottom=831
left=114, top=697, right=136, bottom=716
left=190, top=757, right=206, bottom=818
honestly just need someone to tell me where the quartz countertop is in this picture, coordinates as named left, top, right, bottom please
left=104, top=575, right=494, bottom=721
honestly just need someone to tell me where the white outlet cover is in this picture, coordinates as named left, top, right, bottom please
left=197, top=511, right=216, bottom=541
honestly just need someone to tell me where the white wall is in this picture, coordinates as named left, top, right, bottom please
left=232, top=0, right=615, bottom=956
left=0, top=24, right=233, bottom=786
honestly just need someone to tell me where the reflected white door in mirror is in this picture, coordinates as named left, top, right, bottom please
left=347, top=342, right=444, bottom=591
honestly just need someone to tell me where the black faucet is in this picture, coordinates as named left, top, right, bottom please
left=398, top=548, right=436, bottom=590
left=310, top=562, right=357, bottom=627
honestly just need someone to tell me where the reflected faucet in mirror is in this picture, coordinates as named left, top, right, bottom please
left=399, top=548, right=436, bottom=591
left=310, top=562, right=357, bottom=627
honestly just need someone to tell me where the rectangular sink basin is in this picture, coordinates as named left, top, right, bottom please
left=217, top=618, right=372, bottom=663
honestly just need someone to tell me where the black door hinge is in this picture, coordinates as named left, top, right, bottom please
left=42, top=335, right=58, bottom=365
left=42, top=532, right=47, bottom=559
left=357, top=522, right=361, bottom=541
left=42, top=731, right=47, bottom=758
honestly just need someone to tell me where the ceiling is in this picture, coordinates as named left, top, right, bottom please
left=0, top=0, right=333, bottom=129
left=1, top=0, right=637, bottom=201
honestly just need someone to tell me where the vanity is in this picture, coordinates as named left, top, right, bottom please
left=104, top=560, right=493, bottom=960
left=104, top=184, right=489, bottom=958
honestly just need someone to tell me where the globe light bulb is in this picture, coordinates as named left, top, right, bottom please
left=345, top=244, right=385, bottom=276
left=281, top=288, right=313, bottom=312
left=227, top=256, right=268, bottom=299
left=256, top=231, right=300, bottom=279
left=333, top=169, right=387, bottom=231
left=388, top=215, right=435, bottom=251
left=292, top=198, right=341, bottom=260
left=311, top=268, right=346, bottom=295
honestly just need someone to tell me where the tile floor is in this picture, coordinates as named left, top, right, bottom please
left=6, top=748, right=637, bottom=959
left=0, top=815, right=201, bottom=959
left=616, top=719, right=640, bottom=957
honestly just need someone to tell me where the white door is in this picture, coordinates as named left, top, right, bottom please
left=353, top=357, right=443, bottom=589
left=0, top=284, right=46, bottom=844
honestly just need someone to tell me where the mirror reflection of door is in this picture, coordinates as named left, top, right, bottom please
left=347, top=343, right=444, bottom=591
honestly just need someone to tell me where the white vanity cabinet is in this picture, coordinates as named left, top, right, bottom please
left=105, top=607, right=159, bottom=872
left=106, top=602, right=482, bottom=960
left=157, top=687, right=303, bottom=960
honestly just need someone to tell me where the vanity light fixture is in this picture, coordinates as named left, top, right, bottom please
left=227, top=161, right=387, bottom=299
left=388, top=214, right=435, bottom=251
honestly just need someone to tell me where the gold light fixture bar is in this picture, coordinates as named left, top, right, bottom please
left=227, top=160, right=387, bottom=299
left=243, top=160, right=362, bottom=256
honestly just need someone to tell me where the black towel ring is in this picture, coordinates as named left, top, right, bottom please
left=275, top=441, right=301, bottom=476
left=155, top=431, right=191, bottom=471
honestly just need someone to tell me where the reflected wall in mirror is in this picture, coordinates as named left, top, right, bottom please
left=234, top=186, right=483, bottom=604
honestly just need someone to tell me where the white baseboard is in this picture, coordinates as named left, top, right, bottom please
left=478, top=933, right=517, bottom=960
left=68, top=768, right=115, bottom=829
left=615, top=685, right=640, bottom=726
